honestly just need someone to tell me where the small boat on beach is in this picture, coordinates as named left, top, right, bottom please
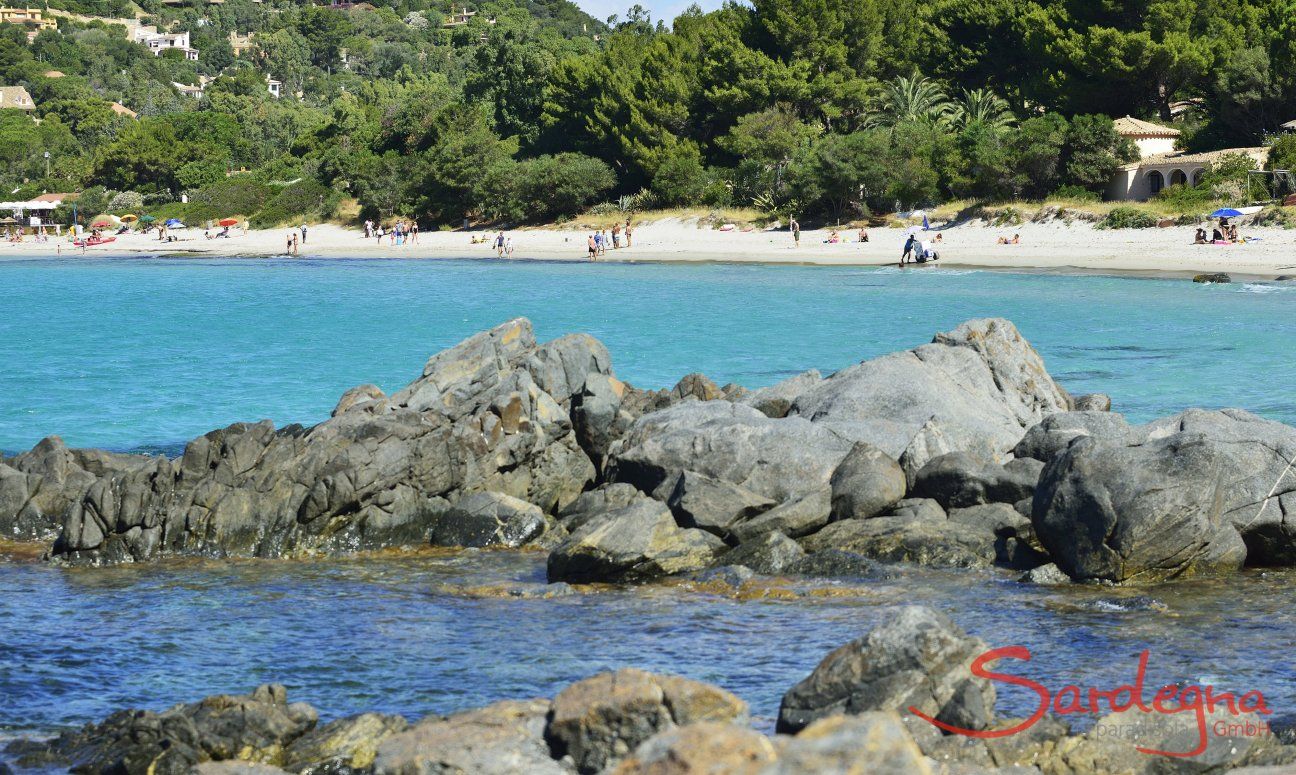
left=73, top=236, right=117, bottom=248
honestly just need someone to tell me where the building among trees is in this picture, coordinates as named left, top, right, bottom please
left=1107, top=117, right=1268, bottom=201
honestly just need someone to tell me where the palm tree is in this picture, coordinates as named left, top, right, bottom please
left=950, top=88, right=1016, bottom=131
left=867, top=75, right=954, bottom=128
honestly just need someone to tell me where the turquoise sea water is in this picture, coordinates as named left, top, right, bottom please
left=1, top=257, right=1294, bottom=453
left=2, top=257, right=1296, bottom=745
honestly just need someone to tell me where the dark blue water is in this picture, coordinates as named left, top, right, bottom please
left=1, top=258, right=1294, bottom=742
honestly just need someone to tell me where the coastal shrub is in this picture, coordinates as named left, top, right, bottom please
left=1270, top=134, right=1296, bottom=173
left=1096, top=207, right=1157, bottom=229
left=1153, top=183, right=1215, bottom=212
left=513, top=153, right=616, bottom=222
left=190, top=179, right=274, bottom=219
left=1051, top=185, right=1100, bottom=203
left=651, top=145, right=710, bottom=207
left=108, top=191, right=144, bottom=213
left=251, top=179, right=342, bottom=228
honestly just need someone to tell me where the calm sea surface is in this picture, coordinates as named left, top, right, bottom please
left=1, top=257, right=1294, bottom=742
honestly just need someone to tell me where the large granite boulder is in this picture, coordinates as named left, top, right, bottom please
left=41, top=320, right=602, bottom=564
left=611, top=721, right=776, bottom=774
left=664, top=470, right=775, bottom=538
left=771, top=713, right=933, bottom=775
left=729, top=488, right=833, bottom=542
left=741, top=370, right=823, bottom=419
left=428, top=491, right=547, bottom=548
left=6, top=684, right=318, bottom=774
left=911, top=453, right=1040, bottom=509
left=373, top=699, right=565, bottom=775
left=546, top=498, right=725, bottom=583
left=800, top=517, right=1000, bottom=569
left=281, top=712, right=407, bottom=773
left=829, top=443, right=907, bottom=521
left=777, top=606, right=994, bottom=734
left=606, top=401, right=855, bottom=503
left=1012, top=410, right=1140, bottom=463
left=545, top=668, right=747, bottom=774
left=788, top=319, right=1070, bottom=463
left=1033, top=430, right=1254, bottom=583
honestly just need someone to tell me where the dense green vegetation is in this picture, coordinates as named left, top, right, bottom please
left=2, top=0, right=1295, bottom=225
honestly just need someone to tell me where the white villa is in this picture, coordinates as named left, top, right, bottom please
left=134, top=26, right=199, bottom=60
left=1106, top=116, right=1268, bottom=201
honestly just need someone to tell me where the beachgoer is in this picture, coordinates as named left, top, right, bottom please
left=495, top=231, right=505, bottom=257
left=1212, top=227, right=1224, bottom=242
left=934, top=233, right=943, bottom=243
left=286, top=233, right=293, bottom=254
left=902, top=233, right=916, bottom=264
left=1229, top=224, right=1239, bottom=242
left=364, top=220, right=372, bottom=238
left=587, top=234, right=597, bottom=260
left=300, top=223, right=308, bottom=245
left=858, top=228, right=869, bottom=243
left=612, top=223, right=621, bottom=248
left=505, top=237, right=514, bottom=257
left=1194, top=228, right=1207, bottom=245
left=791, top=218, right=801, bottom=248
left=410, top=222, right=419, bottom=245
left=376, top=225, right=384, bottom=245
left=624, top=219, right=633, bottom=248
left=594, top=231, right=603, bottom=255
left=826, top=230, right=840, bottom=244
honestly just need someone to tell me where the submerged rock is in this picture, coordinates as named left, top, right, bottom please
left=800, top=517, right=999, bottom=569
left=428, top=491, right=547, bottom=548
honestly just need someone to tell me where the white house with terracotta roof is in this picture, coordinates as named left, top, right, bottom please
left=1106, top=116, right=1269, bottom=201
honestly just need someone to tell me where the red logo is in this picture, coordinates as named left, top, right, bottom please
left=908, top=647, right=1272, bottom=758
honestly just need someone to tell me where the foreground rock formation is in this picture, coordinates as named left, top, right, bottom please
left=3, top=316, right=1296, bottom=584
left=7, top=606, right=1291, bottom=775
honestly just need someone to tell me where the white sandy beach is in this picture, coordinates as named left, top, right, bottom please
left=3, top=219, right=1294, bottom=278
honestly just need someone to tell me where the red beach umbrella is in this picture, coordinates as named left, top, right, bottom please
left=218, top=218, right=239, bottom=227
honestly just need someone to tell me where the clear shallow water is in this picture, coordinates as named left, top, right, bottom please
left=2, top=257, right=1296, bottom=743
left=2, top=552, right=1293, bottom=739
left=1, top=257, right=1295, bottom=453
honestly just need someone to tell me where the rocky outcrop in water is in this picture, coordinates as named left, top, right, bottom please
left=8, top=315, right=1296, bottom=584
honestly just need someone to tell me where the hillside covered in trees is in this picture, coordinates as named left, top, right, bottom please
left=2, top=0, right=1295, bottom=225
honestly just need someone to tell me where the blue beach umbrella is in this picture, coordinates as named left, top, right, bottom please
left=1209, top=208, right=1244, bottom=218
left=165, top=218, right=185, bottom=227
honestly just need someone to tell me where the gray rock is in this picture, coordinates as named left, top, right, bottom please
left=948, top=503, right=1031, bottom=536
left=612, top=721, right=776, bottom=774
left=570, top=373, right=635, bottom=475
left=1033, top=433, right=1249, bottom=583
left=44, top=319, right=600, bottom=564
left=606, top=401, right=855, bottom=503
left=912, top=453, right=1038, bottom=509
left=545, top=668, right=747, bottom=774
left=1012, top=411, right=1139, bottom=463
left=1017, top=563, right=1070, bottom=585
left=671, top=373, right=724, bottom=402
left=373, top=699, right=565, bottom=775
left=742, top=370, right=822, bottom=419
left=282, top=712, right=408, bottom=773
left=546, top=499, right=725, bottom=583
left=1072, top=393, right=1112, bottom=412
left=521, top=333, right=612, bottom=405
left=557, top=483, right=648, bottom=532
left=14, top=684, right=318, bottom=774
left=789, top=549, right=887, bottom=579
left=789, top=319, right=1070, bottom=462
left=829, top=443, right=907, bottom=522
left=665, top=470, right=775, bottom=538
left=428, top=491, right=546, bottom=548
left=1054, top=705, right=1276, bottom=774
left=898, top=418, right=957, bottom=488
left=776, top=606, right=994, bottom=734
left=1194, top=272, right=1231, bottom=283
left=729, top=488, right=833, bottom=542
left=193, top=764, right=289, bottom=775
left=332, top=384, right=386, bottom=416
left=801, top=517, right=999, bottom=569
left=884, top=498, right=947, bottom=522
left=769, top=712, right=933, bottom=775
left=720, top=531, right=806, bottom=574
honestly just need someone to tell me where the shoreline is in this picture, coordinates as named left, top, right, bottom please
left=3, top=219, right=1295, bottom=280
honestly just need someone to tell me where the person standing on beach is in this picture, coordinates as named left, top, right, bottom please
left=505, top=237, right=514, bottom=257
left=612, top=223, right=621, bottom=249
left=625, top=218, right=633, bottom=248
left=790, top=218, right=800, bottom=248
left=364, top=220, right=372, bottom=239
left=300, top=223, right=308, bottom=245
left=286, top=232, right=294, bottom=255
left=495, top=231, right=505, bottom=257
left=594, top=230, right=603, bottom=255
left=410, top=222, right=419, bottom=245
left=588, top=234, right=597, bottom=261
left=376, top=224, right=384, bottom=245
